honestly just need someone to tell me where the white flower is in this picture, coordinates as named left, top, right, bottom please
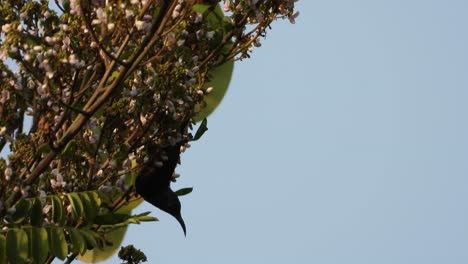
left=140, top=114, right=147, bottom=125
left=177, top=39, right=185, bottom=46
left=62, top=37, right=71, bottom=49
left=60, top=24, right=69, bottom=31
left=129, top=86, right=137, bottom=97
left=68, top=54, right=79, bottom=66
left=96, top=8, right=107, bottom=24
left=135, top=20, right=149, bottom=31
left=4, top=167, right=12, bottom=180
left=24, top=53, right=32, bottom=61
left=206, top=31, right=215, bottom=40
left=289, top=11, right=300, bottom=24
left=125, top=9, right=134, bottom=18
left=1, top=24, right=11, bottom=33
left=0, top=48, right=7, bottom=61
left=42, top=204, right=51, bottom=215
left=186, top=69, right=195, bottom=77
left=172, top=4, right=182, bottom=18
left=193, top=13, right=203, bottom=23
left=223, top=0, right=231, bottom=12
left=164, top=32, right=176, bottom=48
left=1, top=90, right=10, bottom=104
left=51, top=169, right=66, bottom=188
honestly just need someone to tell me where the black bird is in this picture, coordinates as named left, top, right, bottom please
left=135, top=141, right=186, bottom=235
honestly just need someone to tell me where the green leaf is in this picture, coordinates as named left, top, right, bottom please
left=67, top=193, right=84, bottom=220
left=37, top=144, right=52, bottom=154
left=107, top=70, right=120, bottom=84
left=78, top=192, right=100, bottom=222
left=62, top=0, right=70, bottom=13
left=30, top=198, right=44, bottom=226
left=61, top=139, right=76, bottom=156
left=206, top=7, right=224, bottom=30
left=87, top=191, right=102, bottom=208
left=121, top=212, right=157, bottom=225
left=94, top=213, right=132, bottom=226
left=78, top=226, right=127, bottom=263
left=0, top=234, right=6, bottom=264
left=192, top=4, right=210, bottom=14
left=68, top=228, right=86, bottom=255
left=79, top=229, right=98, bottom=250
left=193, top=60, right=235, bottom=122
left=51, top=195, right=64, bottom=225
left=47, top=227, right=68, bottom=260
left=193, top=119, right=208, bottom=141
left=115, top=196, right=144, bottom=214
left=124, top=212, right=147, bottom=225
left=175, top=187, right=193, bottom=196
left=134, top=215, right=158, bottom=222
left=6, top=228, right=28, bottom=264
left=26, top=227, right=49, bottom=264
left=10, top=198, right=32, bottom=224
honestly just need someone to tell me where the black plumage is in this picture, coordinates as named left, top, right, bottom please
left=135, top=142, right=186, bottom=235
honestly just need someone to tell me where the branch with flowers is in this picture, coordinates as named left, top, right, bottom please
left=0, top=0, right=298, bottom=263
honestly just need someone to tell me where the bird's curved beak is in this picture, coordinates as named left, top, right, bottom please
left=175, top=214, right=186, bottom=236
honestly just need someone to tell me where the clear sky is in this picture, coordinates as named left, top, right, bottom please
left=43, top=0, right=468, bottom=263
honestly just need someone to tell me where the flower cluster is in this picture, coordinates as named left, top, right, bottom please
left=0, top=0, right=297, bottom=219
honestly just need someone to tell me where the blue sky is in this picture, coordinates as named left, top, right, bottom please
left=108, top=1, right=468, bottom=263
left=42, top=0, right=468, bottom=263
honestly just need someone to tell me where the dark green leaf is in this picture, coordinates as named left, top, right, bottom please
left=26, top=227, right=48, bottom=264
left=62, top=0, right=70, bottom=13
left=6, top=228, right=28, bottom=264
left=68, top=228, right=86, bottom=255
left=193, top=119, right=208, bottom=141
left=94, top=213, right=132, bottom=226
left=0, top=234, right=6, bottom=264
left=67, top=193, right=84, bottom=220
left=89, top=191, right=102, bottom=206
left=79, top=229, right=98, bottom=250
left=10, top=198, right=32, bottom=224
left=78, top=192, right=99, bottom=222
left=47, top=227, right=67, bottom=260
left=61, top=139, right=76, bottom=156
left=30, top=198, right=44, bottom=226
left=175, top=187, right=193, bottom=196
left=77, top=226, right=127, bottom=263
left=51, top=195, right=64, bottom=225
left=206, top=4, right=225, bottom=27
left=37, top=144, right=52, bottom=154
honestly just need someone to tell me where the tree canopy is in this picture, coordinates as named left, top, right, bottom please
left=0, top=0, right=298, bottom=263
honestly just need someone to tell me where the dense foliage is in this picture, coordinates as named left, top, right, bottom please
left=0, top=0, right=298, bottom=262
